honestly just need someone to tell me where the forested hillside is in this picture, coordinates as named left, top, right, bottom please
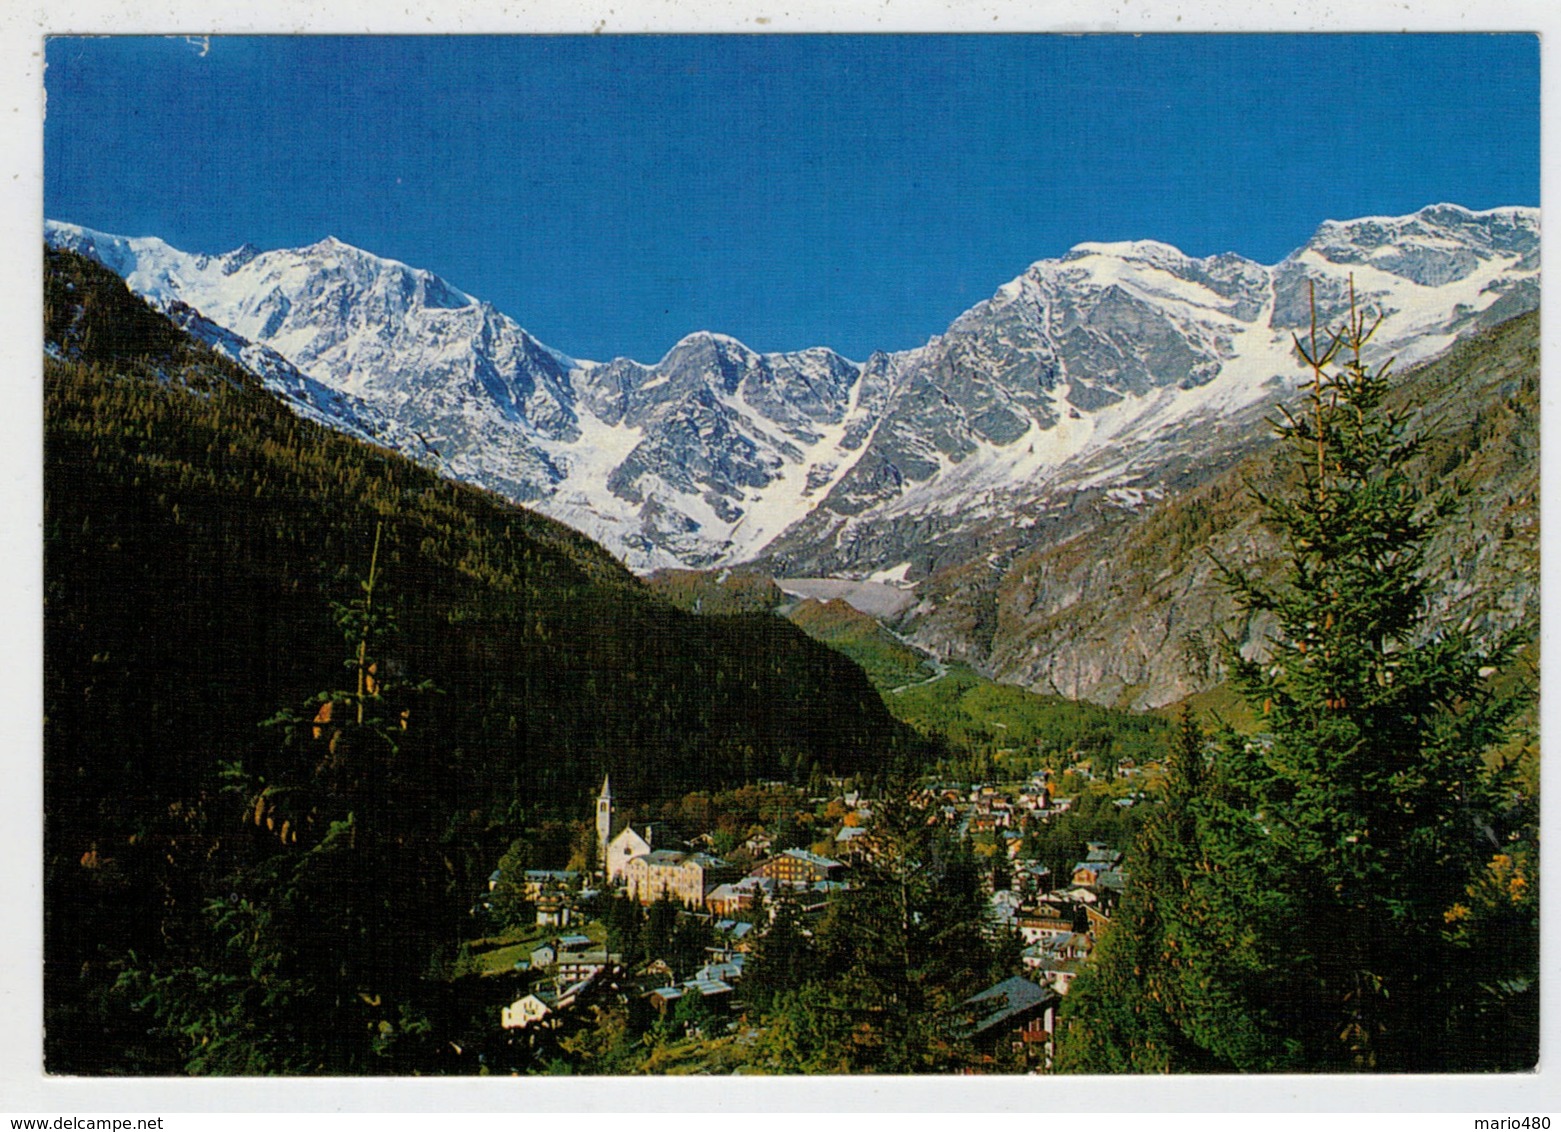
left=43, top=247, right=925, bottom=1073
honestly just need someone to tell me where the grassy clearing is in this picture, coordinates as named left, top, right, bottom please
left=462, top=919, right=608, bottom=976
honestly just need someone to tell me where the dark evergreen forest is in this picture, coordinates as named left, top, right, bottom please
left=42, top=247, right=927, bottom=1073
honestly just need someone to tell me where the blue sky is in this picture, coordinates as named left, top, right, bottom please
left=44, top=34, right=1539, bottom=363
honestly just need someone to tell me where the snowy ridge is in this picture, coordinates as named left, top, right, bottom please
left=45, top=204, right=1539, bottom=577
left=761, top=204, right=1537, bottom=578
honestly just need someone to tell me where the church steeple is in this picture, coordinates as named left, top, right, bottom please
left=595, top=774, right=614, bottom=870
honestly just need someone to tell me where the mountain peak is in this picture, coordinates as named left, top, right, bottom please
left=661, top=330, right=757, bottom=364
left=307, top=234, right=358, bottom=255
left=1064, top=238, right=1191, bottom=264
left=676, top=330, right=748, bottom=349
left=1310, top=202, right=1539, bottom=240
left=222, top=241, right=262, bottom=273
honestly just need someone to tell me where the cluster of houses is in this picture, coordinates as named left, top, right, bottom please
left=919, top=776, right=1074, bottom=844
left=487, top=772, right=1131, bottom=1071
left=1007, top=843, right=1123, bottom=997
left=957, top=817, right=1126, bottom=1068
left=497, top=924, right=755, bottom=1039
left=597, top=775, right=853, bottom=916
left=493, top=777, right=856, bottom=1038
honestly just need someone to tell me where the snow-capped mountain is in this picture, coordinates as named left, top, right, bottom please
left=45, top=221, right=880, bottom=570
left=758, top=205, right=1539, bottom=579
left=45, top=204, right=1539, bottom=577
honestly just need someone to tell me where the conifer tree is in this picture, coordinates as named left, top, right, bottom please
left=1060, top=283, right=1531, bottom=1072
left=742, top=886, right=813, bottom=1012
left=752, top=777, right=996, bottom=1072
left=1058, top=709, right=1292, bottom=1071
left=123, top=525, right=455, bottom=1074
left=1217, top=283, right=1526, bottom=1069
left=488, top=837, right=536, bottom=930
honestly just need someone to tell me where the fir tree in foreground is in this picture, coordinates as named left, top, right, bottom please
left=118, top=527, right=454, bottom=1074
left=1058, top=284, right=1537, bottom=1072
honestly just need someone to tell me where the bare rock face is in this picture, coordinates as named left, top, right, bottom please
left=893, top=310, right=1539, bottom=710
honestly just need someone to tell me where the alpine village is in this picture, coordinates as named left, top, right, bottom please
left=43, top=204, right=1539, bottom=1077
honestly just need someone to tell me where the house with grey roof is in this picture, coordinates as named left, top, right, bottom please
left=958, top=976, right=1058, bottom=1069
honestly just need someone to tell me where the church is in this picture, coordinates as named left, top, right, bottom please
left=594, top=774, right=732, bottom=906
left=596, top=773, right=652, bottom=885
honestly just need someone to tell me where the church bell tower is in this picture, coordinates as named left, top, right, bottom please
left=595, top=773, right=614, bottom=870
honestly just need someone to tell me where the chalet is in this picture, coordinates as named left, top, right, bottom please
left=1019, top=942, right=1049, bottom=971
left=834, top=825, right=870, bottom=856
left=1048, top=931, right=1093, bottom=961
left=1020, top=931, right=1092, bottom=989
left=534, top=894, right=571, bottom=927
left=521, top=869, right=580, bottom=900
left=1031, top=955, right=1086, bottom=996
left=684, top=977, right=734, bottom=1006
left=958, top=976, right=1058, bottom=1069
left=1085, top=903, right=1112, bottom=939
left=554, top=944, right=619, bottom=983
left=500, top=991, right=554, bottom=1031
left=808, top=879, right=849, bottom=901
left=1046, top=885, right=1097, bottom=906
left=1012, top=862, right=1053, bottom=898
left=692, top=956, right=744, bottom=985
left=1019, top=783, right=1049, bottom=811
left=646, top=985, right=685, bottom=1014
left=1071, top=845, right=1123, bottom=888
left=529, top=943, right=556, bottom=970
left=990, top=889, right=1022, bottom=923
left=647, top=976, right=735, bottom=1025
left=1017, top=907, right=1076, bottom=946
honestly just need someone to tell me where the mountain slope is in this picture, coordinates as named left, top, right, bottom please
left=758, top=205, right=1538, bottom=580
left=905, top=308, right=1540, bottom=710
left=44, top=221, right=878, bottom=570
left=46, top=204, right=1539, bottom=579
left=43, top=246, right=925, bottom=1072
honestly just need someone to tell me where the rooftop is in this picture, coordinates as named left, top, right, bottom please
left=781, top=848, right=843, bottom=868
left=961, top=976, right=1056, bottom=1037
